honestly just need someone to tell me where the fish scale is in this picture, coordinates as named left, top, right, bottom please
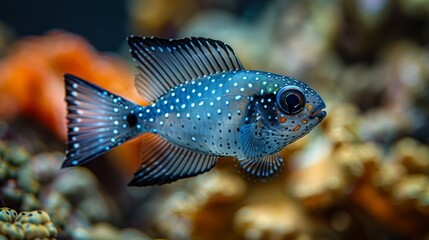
left=62, top=36, right=327, bottom=186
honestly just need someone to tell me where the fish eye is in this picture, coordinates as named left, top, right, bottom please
left=276, top=87, right=306, bottom=115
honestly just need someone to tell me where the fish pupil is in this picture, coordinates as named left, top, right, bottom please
left=286, top=94, right=300, bottom=111
left=126, top=113, right=138, bottom=127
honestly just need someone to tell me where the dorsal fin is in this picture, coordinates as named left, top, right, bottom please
left=127, top=36, right=244, bottom=101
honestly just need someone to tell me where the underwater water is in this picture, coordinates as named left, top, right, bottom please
left=0, top=0, right=429, bottom=239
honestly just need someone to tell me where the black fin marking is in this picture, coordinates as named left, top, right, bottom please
left=129, top=134, right=218, bottom=186
left=63, top=74, right=144, bottom=168
left=127, top=36, right=244, bottom=100
left=238, top=154, right=284, bottom=181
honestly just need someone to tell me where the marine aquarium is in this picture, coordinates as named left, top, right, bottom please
left=0, top=0, right=429, bottom=239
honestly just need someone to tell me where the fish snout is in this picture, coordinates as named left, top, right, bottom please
left=309, top=102, right=326, bottom=120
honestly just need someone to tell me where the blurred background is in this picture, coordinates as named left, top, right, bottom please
left=0, top=0, right=429, bottom=239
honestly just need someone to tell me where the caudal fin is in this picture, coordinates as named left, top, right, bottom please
left=63, top=74, right=144, bottom=168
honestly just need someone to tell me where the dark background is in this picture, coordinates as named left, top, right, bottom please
left=0, top=0, right=127, bottom=51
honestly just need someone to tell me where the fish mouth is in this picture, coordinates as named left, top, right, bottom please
left=309, top=103, right=327, bottom=120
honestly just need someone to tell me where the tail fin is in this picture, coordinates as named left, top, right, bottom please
left=63, top=74, right=144, bottom=168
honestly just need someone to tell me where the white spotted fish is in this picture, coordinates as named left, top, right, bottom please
left=63, top=36, right=327, bottom=186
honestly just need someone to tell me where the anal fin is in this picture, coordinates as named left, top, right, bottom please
left=238, top=154, right=284, bottom=181
left=129, top=134, right=218, bottom=186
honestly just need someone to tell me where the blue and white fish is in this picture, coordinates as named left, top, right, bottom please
left=63, top=36, right=326, bottom=186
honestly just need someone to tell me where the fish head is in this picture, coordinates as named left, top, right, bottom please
left=256, top=77, right=326, bottom=143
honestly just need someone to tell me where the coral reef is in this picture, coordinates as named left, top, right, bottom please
left=0, top=207, right=57, bottom=240
left=0, top=140, right=151, bottom=239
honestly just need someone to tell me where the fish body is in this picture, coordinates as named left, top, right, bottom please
left=63, top=36, right=326, bottom=186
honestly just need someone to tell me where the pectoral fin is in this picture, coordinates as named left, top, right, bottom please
left=239, top=115, right=266, bottom=158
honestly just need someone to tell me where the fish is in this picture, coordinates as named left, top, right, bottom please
left=62, top=36, right=327, bottom=186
